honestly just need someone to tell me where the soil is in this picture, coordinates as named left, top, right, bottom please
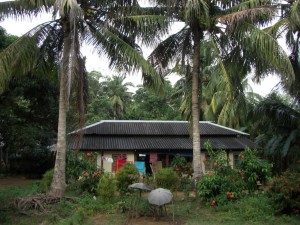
left=90, top=213, right=185, bottom=225
left=0, top=176, right=36, bottom=189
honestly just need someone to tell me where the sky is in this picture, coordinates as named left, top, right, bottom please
left=0, top=0, right=281, bottom=96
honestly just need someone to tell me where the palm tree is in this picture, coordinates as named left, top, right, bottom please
left=250, top=92, right=300, bottom=173
left=0, top=0, right=168, bottom=197
left=102, top=75, right=133, bottom=120
left=266, top=0, right=300, bottom=102
left=149, top=0, right=294, bottom=179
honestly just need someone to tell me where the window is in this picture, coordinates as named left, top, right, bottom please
left=233, top=153, right=239, bottom=168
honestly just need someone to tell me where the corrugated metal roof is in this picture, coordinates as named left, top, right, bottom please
left=76, top=120, right=248, bottom=136
left=68, top=120, right=257, bottom=151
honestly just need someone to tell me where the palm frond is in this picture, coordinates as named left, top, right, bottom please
left=86, top=21, right=163, bottom=91
left=290, top=0, right=300, bottom=28
left=264, top=18, right=289, bottom=39
left=0, top=0, right=54, bottom=19
left=185, top=0, right=209, bottom=25
left=148, top=26, right=191, bottom=76
left=220, top=6, right=275, bottom=31
left=282, top=129, right=298, bottom=157
left=233, top=23, right=294, bottom=86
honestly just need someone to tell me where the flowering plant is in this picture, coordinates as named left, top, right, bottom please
left=171, top=155, right=193, bottom=177
left=66, top=151, right=104, bottom=194
left=268, top=163, right=300, bottom=214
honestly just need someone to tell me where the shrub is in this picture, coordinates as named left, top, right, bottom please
left=238, top=148, right=272, bottom=191
left=170, top=155, right=193, bottom=177
left=67, top=151, right=104, bottom=194
left=116, top=163, right=139, bottom=194
left=197, top=142, right=245, bottom=206
left=40, top=169, right=53, bottom=192
left=267, top=163, right=300, bottom=215
left=96, top=173, right=117, bottom=203
left=197, top=170, right=244, bottom=206
left=156, top=168, right=180, bottom=190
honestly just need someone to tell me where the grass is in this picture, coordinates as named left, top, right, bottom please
left=0, top=182, right=299, bottom=225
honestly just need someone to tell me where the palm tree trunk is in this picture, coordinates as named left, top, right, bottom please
left=191, top=28, right=203, bottom=179
left=50, top=18, right=71, bottom=197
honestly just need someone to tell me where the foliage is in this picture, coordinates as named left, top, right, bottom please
left=197, top=142, right=272, bottom=206
left=220, top=194, right=275, bottom=223
left=250, top=92, right=300, bottom=173
left=40, top=169, right=54, bottom=193
left=1, top=180, right=300, bottom=225
left=267, top=162, right=300, bottom=215
left=156, top=167, right=180, bottom=191
left=170, top=154, right=193, bottom=177
left=197, top=142, right=245, bottom=205
left=238, top=148, right=272, bottom=191
left=116, top=163, right=139, bottom=195
left=0, top=75, right=58, bottom=175
left=96, top=173, right=117, bottom=203
left=66, top=152, right=104, bottom=194
left=127, top=81, right=181, bottom=120
left=197, top=169, right=244, bottom=206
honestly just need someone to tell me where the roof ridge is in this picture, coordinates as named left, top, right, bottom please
left=204, top=121, right=249, bottom=136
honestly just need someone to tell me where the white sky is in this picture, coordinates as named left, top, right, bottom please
left=0, top=0, right=281, bottom=96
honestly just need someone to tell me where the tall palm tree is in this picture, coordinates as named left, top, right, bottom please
left=0, top=0, right=168, bottom=197
left=149, top=0, right=294, bottom=179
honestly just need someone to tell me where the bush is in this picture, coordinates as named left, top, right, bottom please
left=40, top=169, right=53, bottom=192
left=238, top=148, right=272, bottom=191
left=116, top=163, right=139, bottom=194
left=156, top=168, right=179, bottom=191
left=96, top=173, right=117, bottom=202
left=267, top=163, right=300, bottom=215
left=67, top=151, right=104, bottom=194
left=170, top=155, right=193, bottom=177
left=197, top=170, right=245, bottom=206
left=197, top=142, right=245, bottom=206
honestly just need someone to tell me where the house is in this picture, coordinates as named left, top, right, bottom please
left=68, top=120, right=257, bottom=173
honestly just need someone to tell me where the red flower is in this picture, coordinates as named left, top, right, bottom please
left=211, top=200, right=216, bottom=206
left=202, top=158, right=207, bottom=164
left=226, top=191, right=231, bottom=196
left=86, top=152, right=91, bottom=157
left=83, top=172, right=89, bottom=177
left=208, top=172, right=213, bottom=177
left=175, top=167, right=179, bottom=171
left=230, top=194, right=235, bottom=199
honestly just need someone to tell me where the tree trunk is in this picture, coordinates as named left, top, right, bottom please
left=191, top=28, right=203, bottom=180
left=50, top=18, right=71, bottom=197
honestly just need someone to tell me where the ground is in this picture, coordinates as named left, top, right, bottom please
left=0, top=177, right=183, bottom=225
left=0, top=176, right=35, bottom=189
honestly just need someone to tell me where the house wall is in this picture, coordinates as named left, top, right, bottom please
left=201, top=151, right=242, bottom=173
left=97, top=151, right=135, bottom=173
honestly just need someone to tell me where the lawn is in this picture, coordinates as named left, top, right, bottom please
left=0, top=178, right=299, bottom=225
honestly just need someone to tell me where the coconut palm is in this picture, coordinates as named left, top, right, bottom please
left=0, top=0, right=169, bottom=196
left=264, top=0, right=300, bottom=102
left=149, top=0, right=294, bottom=179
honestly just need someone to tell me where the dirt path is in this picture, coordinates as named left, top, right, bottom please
left=0, top=177, right=36, bottom=189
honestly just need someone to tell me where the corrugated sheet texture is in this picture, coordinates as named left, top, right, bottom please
left=69, top=120, right=256, bottom=151
left=80, top=120, right=248, bottom=136
left=69, top=136, right=257, bottom=150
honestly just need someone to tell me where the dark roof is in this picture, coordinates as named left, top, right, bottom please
left=69, top=120, right=257, bottom=151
